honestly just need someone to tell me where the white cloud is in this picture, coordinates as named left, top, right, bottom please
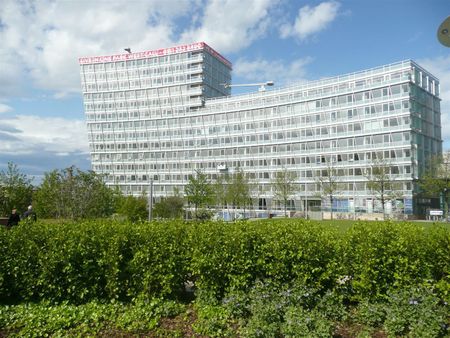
left=179, top=0, right=278, bottom=53
left=0, top=49, right=24, bottom=97
left=0, top=0, right=191, bottom=98
left=0, top=103, right=12, bottom=114
left=418, top=55, right=450, bottom=149
left=0, top=0, right=280, bottom=98
left=280, top=1, right=340, bottom=41
left=0, top=115, right=88, bottom=155
left=233, top=57, right=313, bottom=86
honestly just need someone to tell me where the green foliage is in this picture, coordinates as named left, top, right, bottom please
left=33, top=166, right=117, bottom=219
left=271, top=167, right=297, bottom=217
left=420, top=151, right=450, bottom=217
left=383, top=287, right=448, bottom=337
left=3, top=219, right=447, bottom=306
left=193, top=301, right=233, bottom=337
left=153, top=195, right=184, bottom=219
left=281, top=307, right=333, bottom=338
left=116, top=194, right=148, bottom=222
left=315, top=160, right=340, bottom=220
left=315, top=290, right=348, bottom=322
left=220, top=280, right=334, bottom=338
left=366, top=155, right=403, bottom=216
left=226, top=168, right=252, bottom=212
left=213, top=174, right=228, bottom=209
left=1, top=219, right=450, bottom=336
left=0, top=220, right=189, bottom=303
left=124, top=221, right=190, bottom=300
left=0, top=298, right=184, bottom=338
left=354, top=299, right=387, bottom=328
left=184, top=169, right=214, bottom=216
left=0, top=162, right=34, bottom=217
left=189, top=220, right=340, bottom=299
left=426, top=225, right=450, bottom=302
left=342, top=221, right=437, bottom=301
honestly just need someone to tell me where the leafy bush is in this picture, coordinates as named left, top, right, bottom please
left=153, top=196, right=184, bottom=219
left=1, top=219, right=449, bottom=336
left=0, top=220, right=189, bottom=303
left=426, top=225, right=450, bottom=302
left=33, top=167, right=117, bottom=220
left=189, top=220, right=340, bottom=299
left=193, top=302, right=233, bottom=337
left=354, top=299, right=387, bottom=328
left=383, top=287, right=448, bottom=337
left=115, top=194, right=148, bottom=223
left=1, top=219, right=449, bottom=307
left=281, top=307, right=333, bottom=338
left=220, top=280, right=337, bottom=338
left=0, top=298, right=184, bottom=338
left=342, top=222, right=434, bottom=301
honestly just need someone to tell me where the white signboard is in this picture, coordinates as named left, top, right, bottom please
left=78, top=42, right=232, bottom=68
left=429, top=210, right=443, bottom=216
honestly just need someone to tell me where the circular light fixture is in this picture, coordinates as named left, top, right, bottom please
left=437, top=16, right=450, bottom=47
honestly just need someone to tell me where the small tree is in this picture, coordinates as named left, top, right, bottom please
left=316, top=161, right=340, bottom=220
left=153, top=196, right=185, bottom=219
left=184, top=169, right=214, bottom=219
left=227, top=168, right=252, bottom=217
left=0, top=162, right=34, bottom=217
left=116, top=194, right=148, bottom=223
left=214, top=174, right=229, bottom=210
left=34, top=166, right=117, bottom=219
left=272, top=168, right=297, bottom=217
left=420, top=151, right=450, bottom=218
left=366, top=155, right=402, bottom=219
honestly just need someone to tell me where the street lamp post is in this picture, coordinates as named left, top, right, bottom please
left=438, top=16, right=450, bottom=47
left=148, top=179, right=153, bottom=221
left=305, top=181, right=308, bottom=219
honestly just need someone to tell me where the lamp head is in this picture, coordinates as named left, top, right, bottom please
left=438, top=16, right=450, bottom=47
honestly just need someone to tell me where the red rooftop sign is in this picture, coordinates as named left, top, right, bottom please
left=78, top=42, right=232, bottom=68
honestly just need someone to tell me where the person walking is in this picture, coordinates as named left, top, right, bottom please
left=7, top=208, right=20, bottom=228
left=22, top=205, right=37, bottom=222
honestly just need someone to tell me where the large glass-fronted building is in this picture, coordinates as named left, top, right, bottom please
left=79, top=42, right=442, bottom=217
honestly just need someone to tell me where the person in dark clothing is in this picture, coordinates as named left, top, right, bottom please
left=7, top=208, right=20, bottom=228
left=22, top=205, right=37, bottom=222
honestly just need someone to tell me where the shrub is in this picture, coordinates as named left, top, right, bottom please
left=0, top=220, right=189, bottom=303
left=1, top=219, right=450, bottom=336
left=342, top=222, right=433, bottom=301
left=115, top=195, right=148, bottom=223
left=189, top=220, right=341, bottom=299
left=383, top=287, right=448, bottom=337
left=1, top=219, right=449, bottom=308
left=281, top=307, right=333, bottom=338
left=0, top=298, right=184, bottom=338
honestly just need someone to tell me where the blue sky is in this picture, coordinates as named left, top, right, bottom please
left=0, top=0, right=449, bottom=182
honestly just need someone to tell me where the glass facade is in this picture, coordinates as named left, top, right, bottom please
left=79, top=43, right=441, bottom=216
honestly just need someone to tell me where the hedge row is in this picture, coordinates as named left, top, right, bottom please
left=0, top=220, right=449, bottom=304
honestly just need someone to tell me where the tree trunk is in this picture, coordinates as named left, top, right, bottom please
left=330, top=195, right=333, bottom=220
left=445, top=190, right=449, bottom=221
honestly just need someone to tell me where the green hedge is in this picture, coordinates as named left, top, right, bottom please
left=0, top=220, right=190, bottom=303
left=0, top=219, right=449, bottom=304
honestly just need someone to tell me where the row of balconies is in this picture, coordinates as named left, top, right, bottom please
left=88, top=141, right=413, bottom=159
left=88, top=124, right=411, bottom=143
left=82, top=76, right=204, bottom=93
left=81, top=64, right=204, bottom=85
left=84, top=105, right=412, bottom=130
left=80, top=54, right=204, bottom=72
left=203, top=76, right=412, bottom=111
